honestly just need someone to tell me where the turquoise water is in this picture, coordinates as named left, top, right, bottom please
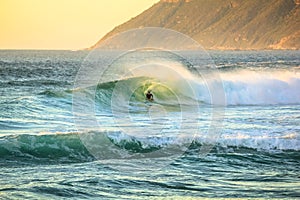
left=0, top=50, right=299, bottom=199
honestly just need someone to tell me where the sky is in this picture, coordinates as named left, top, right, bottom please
left=0, top=0, right=159, bottom=50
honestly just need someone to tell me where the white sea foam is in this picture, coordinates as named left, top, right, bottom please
left=189, top=69, right=300, bottom=105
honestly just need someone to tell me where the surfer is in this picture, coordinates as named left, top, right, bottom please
left=146, top=90, right=154, bottom=101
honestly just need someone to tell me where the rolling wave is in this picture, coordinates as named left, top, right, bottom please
left=0, top=131, right=298, bottom=165
left=40, top=68, right=300, bottom=106
left=0, top=133, right=93, bottom=165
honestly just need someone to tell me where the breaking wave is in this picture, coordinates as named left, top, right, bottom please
left=0, top=131, right=298, bottom=165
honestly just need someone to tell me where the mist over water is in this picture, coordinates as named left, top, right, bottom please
left=220, top=69, right=300, bottom=105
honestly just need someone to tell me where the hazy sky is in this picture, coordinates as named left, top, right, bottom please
left=0, top=0, right=159, bottom=50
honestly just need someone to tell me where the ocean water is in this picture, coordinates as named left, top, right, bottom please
left=0, top=50, right=299, bottom=199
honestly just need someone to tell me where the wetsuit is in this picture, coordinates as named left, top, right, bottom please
left=146, top=92, right=153, bottom=101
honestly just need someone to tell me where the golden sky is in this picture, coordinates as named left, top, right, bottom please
left=0, top=0, right=159, bottom=50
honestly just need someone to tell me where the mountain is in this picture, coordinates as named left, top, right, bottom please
left=92, top=0, right=300, bottom=50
